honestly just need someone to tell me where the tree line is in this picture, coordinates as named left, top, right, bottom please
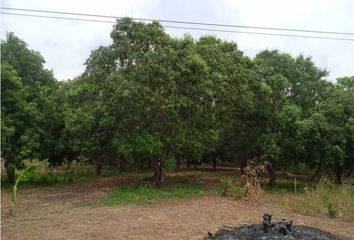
left=1, top=18, right=353, bottom=185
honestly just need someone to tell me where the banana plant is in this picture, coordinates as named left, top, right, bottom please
left=10, top=164, right=39, bottom=216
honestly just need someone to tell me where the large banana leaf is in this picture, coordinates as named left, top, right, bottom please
left=12, top=165, right=39, bottom=205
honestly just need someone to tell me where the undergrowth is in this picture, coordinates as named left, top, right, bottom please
left=263, top=178, right=354, bottom=221
left=1, top=167, right=121, bottom=189
left=2, top=166, right=352, bottom=221
left=96, top=183, right=221, bottom=206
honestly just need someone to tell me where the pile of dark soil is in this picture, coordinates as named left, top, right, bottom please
left=205, top=224, right=348, bottom=240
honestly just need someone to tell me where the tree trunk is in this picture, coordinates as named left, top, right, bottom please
left=96, top=160, right=103, bottom=176
left=240, top=160, right=246, bottom=175
left=264, top=161, right=276, bottom=186
left=152, top=158, right=166, bottom=187
left=334, top=166, right=343, bottom=184
left=311, top=163, right=322, bottom=181
left=212, top=157, right=217, bottom=170
left=175, top=155, right=181, bottom=171
left=335, top=172, right=342, bottom=185
left=269, top=172, right=276, bottom=186
left=5, top=164, right=15, bottom=183
left=119, top=156, right=126, bottom=171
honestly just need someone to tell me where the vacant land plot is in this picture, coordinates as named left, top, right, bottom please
left=1, top=170, right=354, bottom=240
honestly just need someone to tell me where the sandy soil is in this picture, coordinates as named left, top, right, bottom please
left=1, top=175, right=353, bottom=240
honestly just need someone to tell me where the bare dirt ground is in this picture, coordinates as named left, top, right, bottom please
left=2, top=174, right=354, bottom=240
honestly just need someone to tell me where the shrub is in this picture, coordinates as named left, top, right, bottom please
left=221, top=177, right=233, bottom=196
left=327, top=202, right=337, bottom=218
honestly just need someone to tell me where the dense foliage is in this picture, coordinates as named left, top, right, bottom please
left=1, top=19, right=353, bottom=185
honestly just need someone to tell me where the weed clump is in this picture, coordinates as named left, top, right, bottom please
left=221, top=177, right=233, bottom=196
left=327, top=202, right=337, bottom=218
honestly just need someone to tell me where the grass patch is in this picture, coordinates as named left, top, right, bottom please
left=1, top=167, right=122, bottom=190
left=263, top=179, right=354, bottom=221
left=97, top=183, right=221, bottom=206
left=262, top=178, right=305, bottom=195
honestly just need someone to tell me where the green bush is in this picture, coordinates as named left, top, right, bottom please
left=221, top=177, right=233, bottom=196
left=327, top=202, right=337, bottom=218
left=220, top=177, right=245, bottom=199
left=233, top=182, right=245, bottom=200
left=1, top=167, right=121, bottom=188
left=288, top=162, right=313, bottom=176
left=164, top=155, right=177, bottom=171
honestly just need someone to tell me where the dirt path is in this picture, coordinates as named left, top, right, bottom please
left=2, top=176, right=354, bottom=240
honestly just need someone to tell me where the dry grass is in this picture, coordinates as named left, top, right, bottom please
left=262, top=178, right=354, bottom=221
left=243, top=163, right=264, bottom=201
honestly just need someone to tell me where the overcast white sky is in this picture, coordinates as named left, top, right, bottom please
left=1, top=0, right=354, bottom=81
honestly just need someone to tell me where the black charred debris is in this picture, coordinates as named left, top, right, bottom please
left=205, top=212, right=348, bottom=240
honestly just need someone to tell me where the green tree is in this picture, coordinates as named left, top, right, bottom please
left=247, top=50, right=328, bottom=185
left=74, top=19, right=248, bottom=184
left=1, top=33, right=58, bottom=182
left=298, top=77, right=354, bottom=183
left=1, top=64, right=30, bottom=182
